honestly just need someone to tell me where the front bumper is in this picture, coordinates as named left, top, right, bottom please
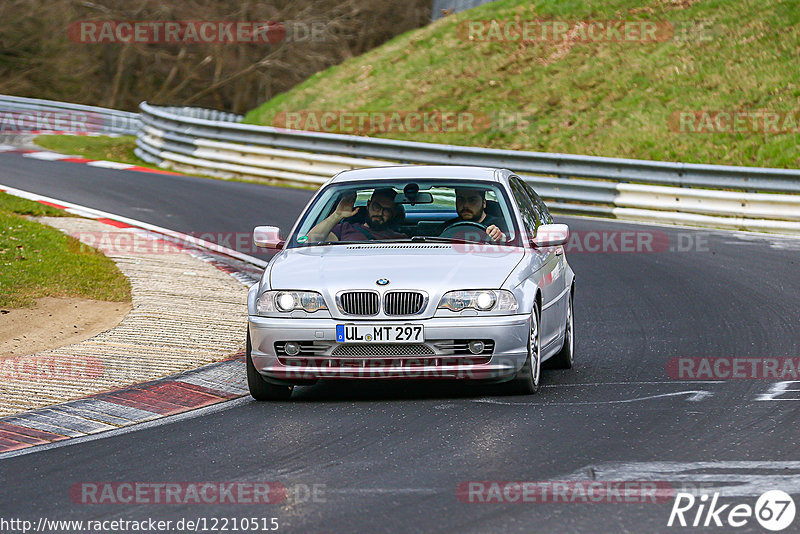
left=248, top=314, right=530, bottom=382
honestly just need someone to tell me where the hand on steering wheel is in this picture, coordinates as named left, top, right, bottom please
left=484, top=224, right=505, bottom=241
left=439, top=221, right=494, bottom=243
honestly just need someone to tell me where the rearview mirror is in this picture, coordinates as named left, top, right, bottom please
left=394, top=192, right=433, bottom=205
left=532, top=224, right=569, bottom=248
left=253, top=226, right=284, bottom=249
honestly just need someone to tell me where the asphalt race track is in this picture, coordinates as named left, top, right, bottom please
left=2, top=151, right=800, bottom=533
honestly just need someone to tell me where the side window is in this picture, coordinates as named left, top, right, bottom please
left=520, top=180, right=554, bottom=224
left=509, top=178, right=539, bottom=238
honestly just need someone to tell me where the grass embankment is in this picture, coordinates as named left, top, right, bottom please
left=244, top=0, right=800, bottom=169
left=0, top=192, right=130, bottom=308
left=33, top=135, right=161, bottom=169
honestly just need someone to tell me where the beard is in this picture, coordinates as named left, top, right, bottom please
left=368, top=215, right=390, bottom=230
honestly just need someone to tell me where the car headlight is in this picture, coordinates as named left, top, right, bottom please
left=257, top=290, right=328, bottom=315
left=438, top=290, right=517, bottom=312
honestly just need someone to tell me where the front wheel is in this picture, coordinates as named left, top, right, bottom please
left=246, top=330, right=293, bottom=401
left=505, top=302, right=541, bottom=394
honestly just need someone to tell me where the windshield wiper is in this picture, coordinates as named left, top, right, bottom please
left=297, top=240, right=379, bottom=247
left=298, top=237, right=499, bottom=246
left=390, top=236, right=485, bottom=245
left=390, top=236, right=520, bottom=247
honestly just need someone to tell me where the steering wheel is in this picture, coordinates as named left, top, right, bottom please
left=439, top=221, right=493, bottom=242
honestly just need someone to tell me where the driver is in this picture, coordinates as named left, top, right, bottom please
left=440, top=187, right=507, bottom=241
left=307, top=187, right=407, bottom=242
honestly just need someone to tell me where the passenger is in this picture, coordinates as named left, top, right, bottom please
left=307, top=188, right=406, bottom=242
left=440, top=187, right=507, bottom=241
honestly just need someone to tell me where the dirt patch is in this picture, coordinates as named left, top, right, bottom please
left=0, top=297, right=130, bottom=358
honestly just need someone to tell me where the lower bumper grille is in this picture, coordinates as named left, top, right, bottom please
left=331, top=343, right=434, bottom=357
left=277, top=356, right=492, bottom=367
left=273, top=339, right=495, bottom=368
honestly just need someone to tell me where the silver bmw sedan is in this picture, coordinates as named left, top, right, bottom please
left=247, top=165, right=575, bottom=399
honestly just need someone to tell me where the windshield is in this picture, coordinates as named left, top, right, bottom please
left=287, top=179, right=520, bottom=248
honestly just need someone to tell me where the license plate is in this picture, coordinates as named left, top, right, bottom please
left=336, top=324, right=424, bottom=343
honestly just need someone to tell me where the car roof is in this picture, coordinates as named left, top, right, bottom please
left=328, top=165, right=513, bottom=184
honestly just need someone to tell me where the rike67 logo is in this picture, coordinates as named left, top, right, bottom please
left=668, top=490, right=796, bottom=531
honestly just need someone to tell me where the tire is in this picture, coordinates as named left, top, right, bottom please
left=246, top=330, right=293, bottom=401
left=506, top=301, right=541, bottom=394
left=546, top=292, right=574, bottom=370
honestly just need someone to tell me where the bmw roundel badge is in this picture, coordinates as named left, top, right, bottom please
left=376, top=278, right=390, bottom=286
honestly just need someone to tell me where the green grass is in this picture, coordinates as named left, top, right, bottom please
left=0, top=192, right=131, bottom=308
left=33, top=135, right=162, bottom=170
left=0, top=194, right=70, bottom=218
left=244, top=0, right=800, bottom=169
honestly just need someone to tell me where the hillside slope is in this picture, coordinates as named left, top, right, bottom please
left=245, top=0, right=800, bottom=168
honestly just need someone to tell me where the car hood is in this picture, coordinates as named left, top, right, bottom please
left=268, top=243, right=524, bottom=298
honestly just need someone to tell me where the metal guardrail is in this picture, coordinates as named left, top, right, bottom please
left=0, top=95, right=139, bottom=135
left=1, top=95, right=798, bottom=234
left=432, top=0, right=498, bottom=20
left=135, top=107, right=620, bottom=215
left=135, top=102, right=800, bottom=233
left=139, top=102, right=800, bottom=194
left=145, top=106, right=243, bottom=123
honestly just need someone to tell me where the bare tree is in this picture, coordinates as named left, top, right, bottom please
left=0, top=0, right=432, bottom=113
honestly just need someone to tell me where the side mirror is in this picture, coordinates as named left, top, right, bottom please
left=532, top=224, right=569, bottom=248
left=253, top=226, right=284, bottom=249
